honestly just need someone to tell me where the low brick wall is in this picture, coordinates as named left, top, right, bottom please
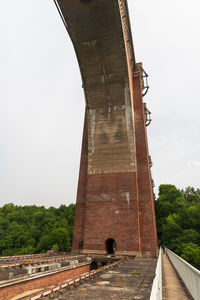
left=24, top=258, right=128, bottom=300
left=0, top=263, right=90, bottom=300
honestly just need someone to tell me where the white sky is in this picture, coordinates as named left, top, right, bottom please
left=0, top=0, right=200, bottom=207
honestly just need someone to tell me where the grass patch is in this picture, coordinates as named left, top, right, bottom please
left=131, top=271, right=140, bottom=276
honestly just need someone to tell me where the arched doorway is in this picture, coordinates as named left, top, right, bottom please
left=105, top=238, right=116, bottom=254
left=78, top=241, right=83, bottom=251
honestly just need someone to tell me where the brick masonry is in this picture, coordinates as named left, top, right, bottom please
left=56, top=0, right=158, bottom=256
left=0, top=264, right=90, bottom=300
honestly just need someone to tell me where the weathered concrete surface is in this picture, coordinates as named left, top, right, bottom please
left=57, top=258, right=157, bottom=299
left=162, top=254, right=192, bottom=300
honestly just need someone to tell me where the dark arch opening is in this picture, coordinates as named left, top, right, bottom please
left=90, top=261, right=98, bottom=270
left=105, top=238, right=116, bottom=254
left=78, top=240, right=83, bottom=250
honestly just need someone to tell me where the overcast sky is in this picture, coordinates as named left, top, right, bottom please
left=0, top=0, right=200, bottom=207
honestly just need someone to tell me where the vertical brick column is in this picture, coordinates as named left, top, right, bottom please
left=72, top=111, right=88, bottom=251
left=132, top=66, right=158, bottom=255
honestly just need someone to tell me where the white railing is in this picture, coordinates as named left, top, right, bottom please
left=166, top=248, right=200, bottom=300
left=149, top=248, right=162, bottom=300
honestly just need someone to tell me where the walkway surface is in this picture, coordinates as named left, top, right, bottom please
left=162, top=253, right=192, bottom=300
left=58, top=258, right=157, bottom=300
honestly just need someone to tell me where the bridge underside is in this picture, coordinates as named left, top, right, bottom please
left=56, top=0, right=157, bottom=257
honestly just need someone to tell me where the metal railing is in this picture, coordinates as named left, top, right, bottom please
left=166, top=248, right=200, bottom=300
left=149, top=248, right=162, bottom=300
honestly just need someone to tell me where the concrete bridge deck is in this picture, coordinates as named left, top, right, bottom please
left=34, top=257, right=157, bottom=300
left=0, top=252, right=195, bottom=299
left=66, top=258, right=156, bottom=300
left=48, top=254, right=192, bottom=300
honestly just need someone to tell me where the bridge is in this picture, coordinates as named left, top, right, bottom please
left=0, top=249, right=199, bottom=299
left=0, top=0, right=199, bottom=299
left=54, top=0, right=157, bottom=258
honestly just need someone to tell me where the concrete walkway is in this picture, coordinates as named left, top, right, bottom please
left=57, top=258, right=157, bottom=300
left=162, top=253, right=192, bottom=300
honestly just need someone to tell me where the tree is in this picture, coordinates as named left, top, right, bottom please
left=155, top=184, right=200, bottom=269
left=0, top=203, right=76, bottom=256
left=181, top=243, right=200, bottom=270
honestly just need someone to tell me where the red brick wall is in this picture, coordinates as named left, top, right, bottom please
left=72, top=73, right=158, bottom=255
left=132, top=74, right=158, bottom=253
left=72, top=111, right=88, bottom=250
left=0, top=264, right=90, bottom=300
left=72, top=70, right=158, bottom=256
left=72, top=72, right=158, bottom=256
left=83, top=172, right=140, bottom=252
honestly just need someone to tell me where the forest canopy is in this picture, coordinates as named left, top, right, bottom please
left=156, top=184, right=200, bottom=269
left=0, top=203, right=75, bottom=256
